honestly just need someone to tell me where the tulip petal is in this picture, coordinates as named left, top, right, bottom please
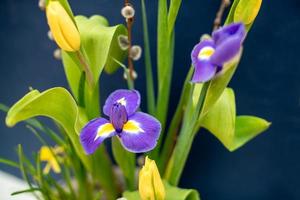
left=46, top=1, right=80, bottom=51
left=46, top=2, right=74, bottom=51
left=103, top=89, right=141, bottom=117
left=80, top=118, right=116, bottom=154
left=119, top=112, right=161, bottom=153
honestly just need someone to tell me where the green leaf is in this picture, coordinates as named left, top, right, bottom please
left=201, top=88, right=236, bottom=149
left=123, top=180, right=200, bottom=200
left=62, top=15, right=127, bottom=99
left=141, top=0, right=155, bottom=115
left=5, top=87, right=91, bottom=171
left=11, top=188, right=41, bottom=196
left=233, top=115, right=271, bottom=151
left=112, top=137, right=136, bottom=190
left=168, top=0, right=183, bottom=36
left=201, top=89, right=270, bottom=151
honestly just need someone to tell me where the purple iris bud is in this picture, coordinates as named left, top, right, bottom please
left=191, top=23, right=246, bottom=83
left=110, top=103, right=128, bottom=133
left=80, top=89, right=161, bottom=154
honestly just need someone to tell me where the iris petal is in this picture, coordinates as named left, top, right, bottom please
left=191, top=60, right=217, bottom=83
left=80, top=118, right=116, bottom=154
left=119, top=112, right=161, bottom=153
left=103, top=89, right=141, bottom=117
left=212, top=23, right=245, bottom=46
left=210, top=35, right=243, bottom=66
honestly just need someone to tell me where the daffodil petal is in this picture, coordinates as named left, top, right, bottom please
left=119, top=112, right=161, bottom=153
left=80, top=118, right=116, bottom=154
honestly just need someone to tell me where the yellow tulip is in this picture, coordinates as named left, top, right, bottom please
left=46, top=1, right=80, bottom=51
left=40, top=146, right=63, bottom=174
left=139, top=157, right=165, bottom=200
left=234, top=0, right=262, bottom=25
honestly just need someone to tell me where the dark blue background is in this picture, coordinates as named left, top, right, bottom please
left=1, top=0, right=300, bottom=199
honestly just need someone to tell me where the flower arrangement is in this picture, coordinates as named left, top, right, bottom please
left=0, top=0, right=269, bottom=199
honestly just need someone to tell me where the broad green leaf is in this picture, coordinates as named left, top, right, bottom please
left=201, top=89, right=270, bottom=151
left=123, top=180, right=200, bottom=200
left=234, top=0, right=262, bottom=25
left=200, top=50, right=242, bottom=118
left=5, top=88, right=119, bottom=198
left=112, top=137, right=136, bottom=190
left=62, top=15, right=127, bottom=99
left=201, top=88, right=236, bottom=149
left=5, top=88, right=91, bottom=170
left=233, top=115, right=270, bottom=151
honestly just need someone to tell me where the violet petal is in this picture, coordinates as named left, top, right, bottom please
left=118, top=112, right=161, bottom=153
left=103, top=89, right=140, bottom=117
left=80, top=118, right=116, bottom=154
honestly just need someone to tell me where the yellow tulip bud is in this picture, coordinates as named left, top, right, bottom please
left=139, top=157, right=165, bottom=200
left=234, top=0, right=262, bottom=25
left=46, top=1, right=80, bottom=51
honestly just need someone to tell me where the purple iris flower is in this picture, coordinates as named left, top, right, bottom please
left=191, top=23, right=246, bottom=83
left=80, top=89, right=161, bottom=154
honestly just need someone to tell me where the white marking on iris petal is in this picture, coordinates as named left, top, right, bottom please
left=117, top=97, right=127, bottom=106
left=198, top=46, right=215, bottom=60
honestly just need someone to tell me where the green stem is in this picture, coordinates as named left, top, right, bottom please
left=164, top=82, right=210, bottom=185
left=158, top=66, right=193, bottom=173
left=141, top=0, right=155, bottom=115
left=112, top=58, right=134, bottom=90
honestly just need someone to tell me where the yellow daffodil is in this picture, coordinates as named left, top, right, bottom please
left=46, top=1, right=80, bottom=51
left=40, top=146, right=64, bottom=174
left=139, top=157, right=165, bottom=200
left=234, top=0, right=262, bottom=25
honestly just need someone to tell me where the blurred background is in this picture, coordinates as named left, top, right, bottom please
left=0, top=0, right=300, bottom=199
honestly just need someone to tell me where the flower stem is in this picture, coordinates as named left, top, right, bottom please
left=164, top=81, right=210, bottom=185
left=158, top=66, right=193, bottom=173
left=76, top=51, right=95, bottom=88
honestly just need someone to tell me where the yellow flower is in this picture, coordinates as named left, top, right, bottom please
left=234, top=0, right=262, bottom=25
left=46, top=1, right=80, bottom=51
left=139, top=157, right=165, bottom=200
left=40, top=146, right=63, bottom=174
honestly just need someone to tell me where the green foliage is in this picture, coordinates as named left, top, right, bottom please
left=123, top=180, right=200, bottom=200
left=5, top=88, right=90, bottom=170
left=199, top=51, right=242, bottom=118
left=62, top=15, right=127, bottom=99
left=201, top=88, right=270, bottom=151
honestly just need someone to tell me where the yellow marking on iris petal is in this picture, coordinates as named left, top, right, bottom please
left=95, top=123, right=115, bottom=140
left=117, top=97, right=127, bottom=106
left=123, top=120, right=144, bottom=134
left=198, top=46, right=215, bottom=60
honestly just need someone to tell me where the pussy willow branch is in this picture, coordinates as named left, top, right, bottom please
left=124, top=1, right=134, bottom=80
left=213, top=0, right=231, bottom=30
